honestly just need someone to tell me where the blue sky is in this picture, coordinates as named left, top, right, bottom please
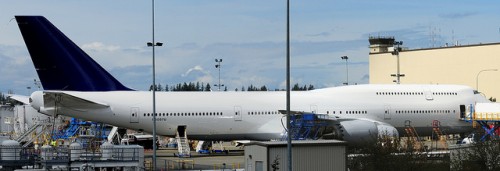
left=1, top=1, right=500, bottom=94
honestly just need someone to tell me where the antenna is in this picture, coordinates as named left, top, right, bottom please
left=429, top=26, right=436, bottom=48
left=451, top=29, right=454, bottom=46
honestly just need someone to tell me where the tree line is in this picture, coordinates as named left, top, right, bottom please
left=149, top=82, right=315, bottom=92
left=0, top=92, right=7, bottom=105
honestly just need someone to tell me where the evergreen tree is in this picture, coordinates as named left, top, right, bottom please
left=224, top=86, right=228, bottom=91
left=176, top=83, right=182, bottom=91
left=292, top=83, right=300, bottom=91
left=0, top=92, right=4, bottom=105
left=241, top=86, right=245, bottom=92
left=205, top=84, right=211, bottom=91
left=260, top=85, right=267, bottom=91
left=308, top=84, right=314, bottom=90
left=157, top=84, right=163, bottom=91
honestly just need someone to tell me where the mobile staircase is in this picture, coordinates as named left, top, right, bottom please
left=176, top=125, right=191, bottom=157
left=15, top=118, right=53, bottom=147
left=431, top=120, right=448, bottom=150
left=404, top=120, right=425, bottom=151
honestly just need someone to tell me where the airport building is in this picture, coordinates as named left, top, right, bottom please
left=244, top=140, right=347, bottom=171
left=369, top=37, right=500, bottom=100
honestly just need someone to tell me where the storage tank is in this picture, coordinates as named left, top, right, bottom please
left=1, top=140, right=21, bottom=160
left=40, top=145, right=53, bottom=160
left=69, top=142, right=82, bottom=161
left=101, top=142, right=114, bottom=160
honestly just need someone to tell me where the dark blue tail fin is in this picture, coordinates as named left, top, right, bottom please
left=16, top=16, right=132, bottom=91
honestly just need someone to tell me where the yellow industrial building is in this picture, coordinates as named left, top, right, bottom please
left=369, top=37, right=500, bottom=100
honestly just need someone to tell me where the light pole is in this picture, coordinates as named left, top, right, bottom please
left=476, top=69, right=497, bottom=92
left=34, top=79, right=41, bottom=90
left=214, top=58, right=224, bottom=91
left=285, top=0, right=292, bottom=171
left=341, top=56, right=348, bottom=85
left=391, top=41, right=404, bottom=84
left=146, top=0, right=163, bottom=170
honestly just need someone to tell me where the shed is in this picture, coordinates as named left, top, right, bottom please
left=244, top=140, right=347, bottom=171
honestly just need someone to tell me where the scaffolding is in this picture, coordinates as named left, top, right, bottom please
left=281, top=112, right=329, bottom=141
left=464, top=103, right=500, bottom=141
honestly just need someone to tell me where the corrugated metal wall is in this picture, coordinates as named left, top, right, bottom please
left=268, top=146, right=346, bottom=171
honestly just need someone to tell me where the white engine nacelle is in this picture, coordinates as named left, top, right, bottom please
left=325, top=119, right=399, bottom=145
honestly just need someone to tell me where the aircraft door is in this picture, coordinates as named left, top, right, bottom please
left=130, top=107, right=139, bottom=123
left=234, top=106, right=242, bottom=121
left=424, top=90, right=434, bottom=100
left=460, top=105, right=466, bottom=119
left=310, top=105, right=318, bottom=113
left=384, top=105, right=391, bottom=120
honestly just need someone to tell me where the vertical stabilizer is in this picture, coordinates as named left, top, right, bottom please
left=15, top=16, right=132, bottom=91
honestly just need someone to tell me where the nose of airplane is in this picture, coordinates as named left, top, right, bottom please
left=30, top=91, right=44, bottom=111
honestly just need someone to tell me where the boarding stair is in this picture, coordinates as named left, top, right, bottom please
left=22, top=124, right=52, bottom=148
left=15, top=119, right=52, bottom=146
left=431, top=120, right=448, bottom=150
left=107, top=126, right=120, bottom=143
left=15, top=123, right=41, bottom=142
left=176, top=126, right=191, bottom=157
left=404, top=120, right=425, bottom=151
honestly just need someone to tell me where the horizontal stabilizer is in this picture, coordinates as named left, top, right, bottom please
left=7, top=94, right=30, bottom=104
left=43, top=91, right=109, bottom=112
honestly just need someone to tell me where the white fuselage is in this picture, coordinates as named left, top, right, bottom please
left=31, top=84, right=487, bottom=140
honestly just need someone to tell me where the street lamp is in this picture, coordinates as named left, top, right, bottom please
left=147, top=0, right=163, bottom=169
left=476, top=69, right=497, bottom=92
left=391, top=41, right=404, bottom=84
left=214, top=58, right=224, bottom=91
left=33, top=79, right=41, bottom=90
left=341, top=56, right=348, bottom=85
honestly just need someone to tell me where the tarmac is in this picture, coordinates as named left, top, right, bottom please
left=145, top=148, right=245, bottom=171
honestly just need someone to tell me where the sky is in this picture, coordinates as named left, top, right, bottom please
left=1, top=1, right=500, bottom=94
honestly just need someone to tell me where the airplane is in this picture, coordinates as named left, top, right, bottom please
left=15, top=15, right=489, bottom=145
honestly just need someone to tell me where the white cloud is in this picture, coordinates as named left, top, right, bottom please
left=182, top=65, right=207, bottom=77
left=81, top=42, right=120, bottom=52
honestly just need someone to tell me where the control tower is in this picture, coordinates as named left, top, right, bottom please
left=369, top=36, right=395, bottom=54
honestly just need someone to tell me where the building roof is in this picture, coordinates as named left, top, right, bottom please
left=370, top=41, right=500, bottom=55
left=245, top=140, right=347, bottom=147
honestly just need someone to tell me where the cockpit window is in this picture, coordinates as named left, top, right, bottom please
left=473, top=90, right=480, bottom=94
